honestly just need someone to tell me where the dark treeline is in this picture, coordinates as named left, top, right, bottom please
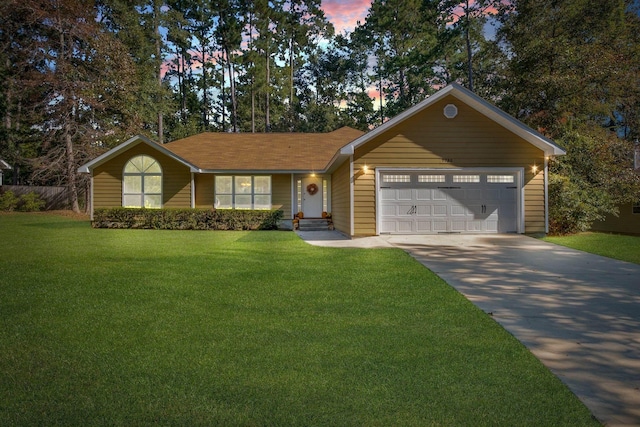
left=1, top=0, right=639, bottom=233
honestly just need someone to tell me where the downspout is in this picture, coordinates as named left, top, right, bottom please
left=544, top=156, right=549, bottom=234
left=349, top=155, right=354, bottom=236
left=90, top=174, right=94, bottom=221
left=291, top=174, right=295, bottom=220
left=191, top=172, right=195, bottom=208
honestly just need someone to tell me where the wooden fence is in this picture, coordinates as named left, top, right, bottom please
left=0, top=185, right=73, bottom=210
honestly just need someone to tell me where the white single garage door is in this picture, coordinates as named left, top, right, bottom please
left=379, top=170, right=520, bottom=234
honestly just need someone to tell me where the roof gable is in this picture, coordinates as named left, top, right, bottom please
left=340, top=83, right=565, bottom=157
left=78, top=135, right=200, bottom=173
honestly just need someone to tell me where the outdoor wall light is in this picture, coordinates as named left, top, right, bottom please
left=532, top=164, right=539, bottom=174
left=362, top=165, right=369, bottom=173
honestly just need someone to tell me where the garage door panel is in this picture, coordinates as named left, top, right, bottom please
left=397, top=189, right=412, bottom=200
left=415, top=189, right=431, bottom=200
left=466, top=220, right=484, bottom=232
left=451, top=220, right=467, bottom=232
left=451, top=205, right=467, bottom=216
left=466, top=189, right=483, bottom=201
left=380, top=189, right=396, bottom=200
left=432, top=190, right=447, bottom=200
left=433, top=205, right=448, bottom=216
left=415, top=220, right=433, bottom=232
left=381, top=205, right=397, bottom=216
left=397, top=220, right=413, bottom=232
left=379, top=171, right=519, bottom=235
left=433, top=221, right=448, bottom=232
left=415, top=205, right=431, bottom=216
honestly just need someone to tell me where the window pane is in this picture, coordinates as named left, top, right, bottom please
left=124, top=156, right=144, bottom=173
left=144, top=195, right=162, bottom=208
left=254, top=176, right=271, bottom=194
left=235, top=194, right=251, bottom=209
left=487, top=175, right=514, bottom=183
left=215, top=176, right=232, bottom=194
left=143, top=158, right=161, bottom=173
left=235, top=176, right=252, bottom=194
left=453, top=175, right=480, bottom=183
left=123, top=194, right=141, bottom=208
left=418, top=175, right=445, bottom=183
left=254, top=195, right=271, bottom=210
left=383, top=174, right=411, bottom=183
left=144, top=175, right=162, bottom=193
left=124, top=175, right=142, bottom=193
left=216, top=195, right=232, bottom=209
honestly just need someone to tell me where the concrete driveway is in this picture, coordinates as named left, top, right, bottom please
left=298, top=231, right=640, bottom=426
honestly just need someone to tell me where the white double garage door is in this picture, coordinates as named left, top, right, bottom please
left=378, top=169, right=522, bottom=234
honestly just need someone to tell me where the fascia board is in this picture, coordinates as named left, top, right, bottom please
left=197, top=169, right=323, bottom=174
left=77, top=135, right=201, bottom=173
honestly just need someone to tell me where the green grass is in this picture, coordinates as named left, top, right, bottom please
left=543, top=232, right=640, bottom=265
left=0, top=213, right=598, bottom=426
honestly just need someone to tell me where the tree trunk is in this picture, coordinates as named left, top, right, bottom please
left=465, top=0, right=474, bottom=92
left=226, top=48, right=238, bottom=132
left=289, top=36, right=294, bottom=109
left=154, top=1, right=163, bottom=143
left=265, top=49, right=270, bottom=132
left=201, top=43, right=208, bottom=130
left=65, top=121, right=80, bottom=213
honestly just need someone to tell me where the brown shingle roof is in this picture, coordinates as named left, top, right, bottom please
left=164, top=126, right=364, bottom=171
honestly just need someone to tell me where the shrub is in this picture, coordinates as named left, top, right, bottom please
left=0, top=190, right=19, bottom=211
left=18, top=192, right=46, bottom=212
left=93, top=208, right=284, bottom=231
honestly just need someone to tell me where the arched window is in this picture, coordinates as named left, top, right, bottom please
left=123, top=155, right=162, bottom=208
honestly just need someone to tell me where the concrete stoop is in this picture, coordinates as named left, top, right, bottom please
left=297, top=218, right=331, bottom=231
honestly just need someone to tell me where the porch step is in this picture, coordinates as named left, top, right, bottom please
left=297, top=218, right=331, bottom=231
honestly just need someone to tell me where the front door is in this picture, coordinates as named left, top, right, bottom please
left=302, top=176, right=323, bottom=218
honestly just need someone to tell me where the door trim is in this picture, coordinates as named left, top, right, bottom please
left=375, top=167, right=525, bottom=235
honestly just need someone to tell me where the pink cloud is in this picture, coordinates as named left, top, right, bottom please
left=448, top=0, right=507, bottom=24
left=322, top=0, right=371, bottom=34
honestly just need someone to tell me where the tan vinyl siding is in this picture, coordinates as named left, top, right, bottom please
left=93, top=142, right=191, bottom=210
left=271, top=174, right=292, bottom=219
left=195, top=174, right=214, bottom=208
left=352, top=94, right=547, bottom=235
left=592, top=203, right=640, bottom=235
left=330, top=160, right=351, bottom=235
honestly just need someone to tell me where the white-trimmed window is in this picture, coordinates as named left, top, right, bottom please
left=215, top=176, right=272, bottom=210
left=123, top=155, right=162, bottom=208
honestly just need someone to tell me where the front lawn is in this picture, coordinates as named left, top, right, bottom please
left=543, top=232, right=640, bottom=265
left=0, top=213, right=598, bottom=426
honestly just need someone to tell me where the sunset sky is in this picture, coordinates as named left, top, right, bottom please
left=321, top=0, right=371, bottom=34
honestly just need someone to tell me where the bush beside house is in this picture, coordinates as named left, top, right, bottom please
left=93, top=208, right=284, bottom=230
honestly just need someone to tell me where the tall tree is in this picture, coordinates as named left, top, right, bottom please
left=498, top=0, right=640, bottom=233
left=356, top=0, right=440, bottom=120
